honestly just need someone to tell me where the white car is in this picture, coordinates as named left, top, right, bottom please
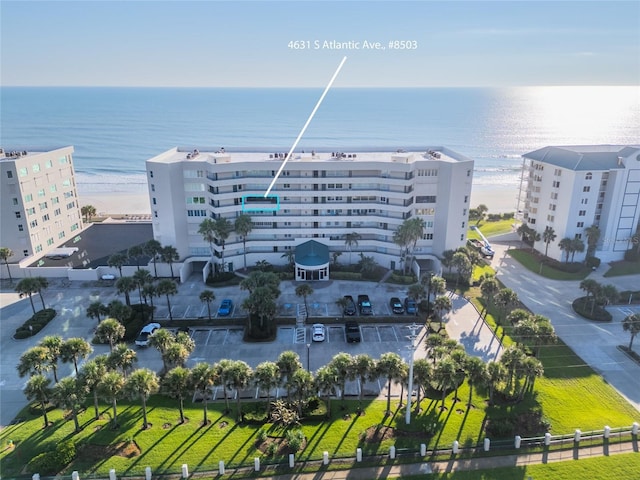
left=312, top=323, right=326, bottom=342
left=135, top=323, right=161, bottom=347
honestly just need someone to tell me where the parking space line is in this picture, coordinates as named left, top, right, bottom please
left=205, top=329, right=212, bottom=345
left=391, top=326, right=399, bottom=342
left=376, top=327, right=382, bottom=342
left=183, top=305, right=192, bottom=318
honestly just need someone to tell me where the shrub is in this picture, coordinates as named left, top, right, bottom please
left=586, top=256, right=601, bottom=269
left=624, top=249, right=640, bottom=262
left=266, top=442, right=278, bottom=457
left=387, top=272, right=416, bottom=285
left=257, top=429, right=268, bottom=443
left=27, top=439, right=76, bottom=475
left=14, top=308, right=56, bottom=339
left=331, top=271, right=362, bottom=281
left=285, top=429, right=305, bottom=452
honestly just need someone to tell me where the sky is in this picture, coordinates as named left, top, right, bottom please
left=1, top=0, right=638, bottom=87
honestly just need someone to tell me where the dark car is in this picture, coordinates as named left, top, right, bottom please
left=357, top=294, right=372, bottom=315
left=217, top=299, right=233, bottom=316
left=345, top=320, right=361, bottom=343
left=404, top=297, right=418, bottom=315
left=343, top=295, right=357, bottom=316
left=389, top=297, right=404, bottom=314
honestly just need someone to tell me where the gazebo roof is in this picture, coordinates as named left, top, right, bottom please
left=295, top=240, right=329, bottom=267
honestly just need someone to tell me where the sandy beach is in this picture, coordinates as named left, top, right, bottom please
left=78, top=183, right=520, bottom=217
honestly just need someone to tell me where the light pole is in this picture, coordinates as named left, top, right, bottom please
left=405, top=323, right=421, bottom=425
left=306, top=343, right=311, bottom=372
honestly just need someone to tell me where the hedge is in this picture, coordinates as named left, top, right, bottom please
left=14, top=308, right=57, bottom=339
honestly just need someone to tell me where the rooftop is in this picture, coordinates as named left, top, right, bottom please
left=147, top=146, right=474, bottom=166
left=0, top=146, right=74, bottom=162
left=523, top=145, right=640, bottom=171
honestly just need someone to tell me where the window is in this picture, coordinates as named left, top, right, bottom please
left=463, top=209, right=467, bottom=216
left=578, top=210, right=586, bottom=216
left=42, top=214, right=50, bottom=222
left=549, top=204, right=556, bottom=211
left=583, top=186, right=591, bottom=192
left=554, top=168, right=562, bottom=176
left=464, top=195, right=468, bottom=203
left=67, top=202, right=75, bottom=209
left=50, top=184, right=57, bottom=193
left=15, top=211, right=21, bottom=218
left=575, top=233, right=582, bottom=240
left=54, top=208, right=61, bottom=216
left=424, top=233, right=433, bottom=240
left=581, top=198, right=588, bottom=204
left=585, top=172, right=592, bottom=180
left=62, top=179, right=71, bottom=187
left=35, top=245, right=42, bottom=253
left=27, top=207, right=35, bottom=215
left=30, top=219, right=38, bottom=228
left=47, top=238, right=54, bottom=246
left=6, top=171, right=13, bottom=178
left=467, top=169, right=471, bottom=177
left=152, top=198, right=157, bottom=205
left=46, top=160, right=53, bottom=168
left=154, top=211, right=158, bottom=218
left=416, top=195, right=436, bottom=203
left=461, top=222, right=465, bottom=228
left=187, top=209, right=207, bottom=217
left=151, top=184, right=155, bottom=192
left=12, top=197, right=18, bottom=205
left=59, top=156, right=67, bottom=164
left=547, top=215, right=554, bottom=222
left=19, top=167, right=28, bottom=177
left=149, top=170, right=154, bottom=178
left=460, top=234, right=464, bottom=241
left=39, top=202, right=48, bottom=210
left=58, top=231, right=65, bottom=239
left=283, top=184, right=291, bottom=189
left=550, top=192, right=558, bottom=200
left=552, top=181, right=560, bottom=188
left=70, top=223, right=79, bottom=231
left=32, top=164, right=40, bottom=173
left=577, top=222, right=584, bottom=228
left=37, top=189, right=45, bottom=197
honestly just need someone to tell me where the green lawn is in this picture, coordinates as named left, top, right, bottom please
left=604, top=260, right=640, bottom=277
left=507, top=249, right=591, bottom=281
left=467, top=219, right=517, bottom=240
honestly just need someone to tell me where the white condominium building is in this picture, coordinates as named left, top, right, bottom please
left=519, top=145, right=640, bottom=263
left=146, top=147, right=474, bottom=277
left=0, top=146, right=83, bottom=261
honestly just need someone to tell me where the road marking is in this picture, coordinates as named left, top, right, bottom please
left=264, top=56, right=347, bottom=197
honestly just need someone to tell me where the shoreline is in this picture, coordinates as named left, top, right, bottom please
left=78, top=183, right=521, bottom=216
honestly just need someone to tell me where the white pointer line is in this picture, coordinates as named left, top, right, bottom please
left=264, top=56, right=347, bottom=197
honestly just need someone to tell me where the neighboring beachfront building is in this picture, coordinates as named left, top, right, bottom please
left=518, top=145, right=640, bottom=263
left=146, top=147, right=473, bottom=279
left=0, top=146, right=84, bottom=263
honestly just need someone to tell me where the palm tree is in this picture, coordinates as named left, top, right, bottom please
left=227, top=360, right=253, bottom=421
left=314, top=365, right=338, bottom=418
left=331, top=251, right=342, bottom=266
left=198, top=218, right=217, bottom=259
left=214, top=359, right=235, bottom=412
left=149, top=328, right=175, bottom=372
left=52, top=376, right=86, bottom=432
left=116, top=276, right=136, bottom=306
left=234, top=213, right=253, bottom=271
left=0, top=247, right=14, bottom=283
left=31, top=277, right=49, bottom=310
left=520, top=356, right=544, bottom=399
left=531, top=316, right=557, bottom=356
left=433, top=356, right=458, bottom=407
left=280, top=251, right=295, bottom=271
left=570, top=237, right=585, bottom=262
left=108, top=252, right=128, bottom=277
left=352, top=354, right=375, bottom=409
left=127, top=244, right=145, bottom=271
left=451, top=252, right=472, bottom=288
left=15, top=278, right=39, bottom=315
left=600, top=284, right=619, bottom=307
left=276, top=351, right=302, bottom=402
left=465, top=356, right=488, bottom=406
left=157, top=279, right=177, bottom=321
left=144, top=239, right=163, bottom=278
left=25, top=374, right=52, bottom=428
left=289, top=368, right=315, bottom=416
left=78, top=355, right=108, bottom=420
left=189, top=362, right=217, bottom=425
left=164, top=341, right=193, bottom=370
left=393, top=224, right=411, bottom=274
left=336, top=297, right=349, bottom=319
left=441, top=249, right=456, bottom=274
left=516, top=223, right=533, bottom=248
left=87, top=301, right=108, bottom=326
left=242, top=285, right=278, bottom=330
left=295, top=284, right=314, bottom=321
left=132, top=269, right=153, bottom=304
left=39, top=335, right=63, bottom=383
left=108, top=343, right=138, bottom=376
left=142, top=283, right=157, bottom=318
left=344, top=232, right=361, bottom=265
left=108, top=299, right=132, bottom=325
left=376, top=352, right=405, bottom=413
left=161, top=245, right=179, bottom=278
left=98, top=371, right=125, bottom=429
left=213, top=217, right=233, bottom=272
left=405, top=217, right=426, bottom=270
left=542, top=226, right=557, bottom=258
left=580, top=279, right=601, bottom=314
left=412, top=358, right=432, bottom=413
left=476, top=204, right=488, bottom=225
left=162, top=366, right=191, bottom=423
left=60, top=337, right=93, bottom=375
left=17, top=346, right=51, bottom=378
left=507, top=308, right=531, bottom=326
left=495, top=288, right=519, bottom=325
left=408, top=284, right=425, bottom=307
left=199, top=289, right=216, bottom=321
left=486, top=361, right=506, bottom=405
left=479, top=276, right=499, bottom=314
left=328, top=352, right=353, bottom=403
left=125, top=368, right=159, bottom=429
left=81, top=204, right=97, bottom=222
left=584, top=225, right=601, bottom=258
left=500, top=346, right=526, bottom=395
left=357, top=253, right=377, bottom=275
left=433, top=295, right=453, bottom=329
left=239, top=270, right=281, bottom=296
left=558, top=237, right=573, bottom=263
left=253, top=361, right=280, bottom=415
left=95, top=318, right=126, bottom=352
left=622, top=313, right=640, bottom=350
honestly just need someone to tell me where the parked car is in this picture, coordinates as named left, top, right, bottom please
left=345, top=320, right=361, bottom=343
left=404, top=297, right=418, bottom=315
left=357, top=294, right=372, bottom=315
left=389, top=297, right=404, bottom=314
left=312, top=323, right=326, bottom=342
left=217, top=299, right=233, bottom=316
left=135, top=323, right=161, bottom=347
left=343, top=295, right=357, bottom=316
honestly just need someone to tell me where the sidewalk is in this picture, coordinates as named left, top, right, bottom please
left=222, top=439, right=639, bottom=479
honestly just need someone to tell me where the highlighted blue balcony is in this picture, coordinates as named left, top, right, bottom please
left=241, top=195, right=280, bottom=212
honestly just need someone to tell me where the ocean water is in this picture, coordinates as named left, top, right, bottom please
left=1, top=86, right=638, bottom=194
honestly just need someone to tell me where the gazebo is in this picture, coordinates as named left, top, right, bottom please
left=294, top=240, right=330, bottom=281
